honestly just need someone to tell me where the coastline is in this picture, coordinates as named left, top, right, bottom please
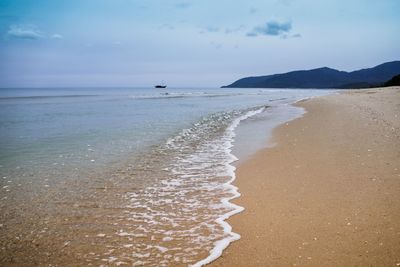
left=0, top=89, right=330, bottom=266
left=210, top=87, right=400, bottom=266
left=2, top=87, right=398, bottom=266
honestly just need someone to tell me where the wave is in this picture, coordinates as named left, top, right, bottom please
left=91, top=105, right=267, bottom=266
left=191, top=107, right=265, bottom=267
left=114, top=106, right=265, bottom=266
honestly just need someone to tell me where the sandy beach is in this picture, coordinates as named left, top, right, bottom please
left=211, top=87, right=400, bottom=266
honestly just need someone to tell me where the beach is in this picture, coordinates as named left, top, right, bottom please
left=211, top=87, right=400, bottom=266
left=0, top=88, right=331, bottom=266
left=1, top=87, right=399, bottom=266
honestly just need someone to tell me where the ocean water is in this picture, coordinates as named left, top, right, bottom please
left=0, top=87, right=332, bottom=266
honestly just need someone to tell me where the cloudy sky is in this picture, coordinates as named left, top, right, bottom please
left=0, top=0, right=399, bottom=87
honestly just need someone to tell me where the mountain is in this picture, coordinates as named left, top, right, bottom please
left=222, top=61, right=400, bottom=89
left=384, top=74, right=400, bottom=87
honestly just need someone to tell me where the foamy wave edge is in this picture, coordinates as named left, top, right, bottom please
left=191, top=107, right=265, bottom=267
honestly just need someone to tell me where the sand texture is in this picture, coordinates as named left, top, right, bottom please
left=211, top=87, right=400, bottom=266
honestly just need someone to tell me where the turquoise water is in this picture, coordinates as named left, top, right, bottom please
left=0, top=87, right=332, bottom=266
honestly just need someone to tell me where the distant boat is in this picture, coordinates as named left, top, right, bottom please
left=155, top=81, right=167, bottom=88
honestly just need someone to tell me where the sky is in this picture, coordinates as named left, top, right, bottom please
left=0, top=0, right=399, bottom=87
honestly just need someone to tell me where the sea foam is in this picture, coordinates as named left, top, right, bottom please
left=100, top=106, right=268, bottom=266
left=191, top=107, right=265, bottom=267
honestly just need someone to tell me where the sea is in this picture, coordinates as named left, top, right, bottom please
left=0, top=87, right=332, bottom=266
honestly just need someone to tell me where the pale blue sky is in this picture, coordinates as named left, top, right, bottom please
left=0, top=0, right=399, bottom=87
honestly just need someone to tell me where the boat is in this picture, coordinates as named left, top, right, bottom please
left=155, top=81, right=167, bottom=88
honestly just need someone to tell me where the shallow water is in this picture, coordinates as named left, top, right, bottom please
left=0, top=87, right=332, bottom=266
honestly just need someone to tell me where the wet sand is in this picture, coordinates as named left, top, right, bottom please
left=211, top=87, right=400, bottom=266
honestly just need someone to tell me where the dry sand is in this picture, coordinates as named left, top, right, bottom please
left=211, top=87, right=400, bottom=266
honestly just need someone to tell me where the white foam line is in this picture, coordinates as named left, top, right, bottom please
left=294, top=95, right=316, bottom=104
left=294, top=89, right=337, bottom=105
left=191, top=107, right=265, bottom=267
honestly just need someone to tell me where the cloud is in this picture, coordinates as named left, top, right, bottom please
left=246, top=32, right=258, bottom=37
left=7, top=25, right=44, bottom=40
left=278, top=33, right=302, bottom=39
left=225, top=25, right=245, bottom=34
left=247, top=21, right=292, bottom=37
left=5, top=25, right=64, bottom=41
left=204, top=26, right=219, bottom=32
left=51, top=33, right=63, bottom=39
left=175, top=2, right=191, bottom=9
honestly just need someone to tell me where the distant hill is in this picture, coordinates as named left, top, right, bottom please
left=222, top=61, right=400, bottom=89
left=384, top=74, right=400, bottom=87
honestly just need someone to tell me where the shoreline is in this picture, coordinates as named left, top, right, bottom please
left=0, top=90, right=331, bottom=266
left=196, top=95, right=332, bottom=266
left=210, top=87, right=400, bottom=266
left=192, top=107, right=265, bottom=267
left=2, top=87, right=397, bottom=266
